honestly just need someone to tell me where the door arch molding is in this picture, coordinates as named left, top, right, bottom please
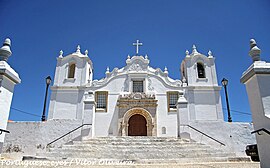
left=122, top=108, right=154, bottom=136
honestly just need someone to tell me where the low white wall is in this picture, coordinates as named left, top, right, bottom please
left=180, top=121, right=256, bottom=156
left=2, top=119, right=83, bottom=156
left=3, top=119, right=255, bottom=158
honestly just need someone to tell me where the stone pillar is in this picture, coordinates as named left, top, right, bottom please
left=241, top=39, right=270, bottom=168
left=82, top=91, right=95, bottom=140
left=0, top=38, right=21, bottom=153
left=177, top=93, right=188, bottom=137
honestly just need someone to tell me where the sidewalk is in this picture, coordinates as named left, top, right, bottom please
left=0, top=161, right=260, bottom=168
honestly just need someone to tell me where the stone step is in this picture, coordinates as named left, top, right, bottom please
left=36, top=137, right=234, bottom=163
left=42, top=151, right=227, bottom=158
left=36, top=151, right=233, bottom=161
left=79, top=137, right=191, bottom=142
left=80, top=138, right=189, bottom=141
left=66, top=142, right=207, bottom=147
left=63, top=143, right=210, bottom=148
left=73, top=141, right=197, bottom=146
left=48, top=147, right=224, bottom=154
left=56, top=146, right=220, bottom=153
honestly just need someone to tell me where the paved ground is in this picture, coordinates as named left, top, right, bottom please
left=0, top=161, right=260, bottom=168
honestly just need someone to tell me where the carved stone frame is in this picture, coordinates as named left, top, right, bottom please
left=121, top=108, right=155, bottom=136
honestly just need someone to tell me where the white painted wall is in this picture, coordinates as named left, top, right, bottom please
left=241, top=60, right=270, bottom=168
left=180, top=121, right=256, bottom=157
left=0, top=61, right=20, bottom=153
left=2, top=120, right=255, bottom=158
left=3, top=120, right=82, bottom=158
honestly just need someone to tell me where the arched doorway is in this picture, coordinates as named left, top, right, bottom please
left=121, top=108, right=155, bottom=136
left=128, top=114, right=147, bottom=136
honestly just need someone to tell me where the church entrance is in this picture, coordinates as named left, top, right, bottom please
left=128, top=114, right=147, bottom=136
left=121, top=108, right=155, bottom=136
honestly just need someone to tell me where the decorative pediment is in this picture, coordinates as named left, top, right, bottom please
left=91, top=55, right=182, bottom=88
left=125, top=55, right=149, bottom=72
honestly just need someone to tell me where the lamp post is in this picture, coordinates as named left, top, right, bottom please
left=221, top=78, right=232, bottom=122
left=41, top=76, right=51, bottom=121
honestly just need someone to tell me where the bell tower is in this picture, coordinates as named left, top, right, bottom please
left=48, top=45, right=93, bottom=120
left=181, top=45, right=224, bottom=121
left=53, top=45, right=93, bottom=87
left=181, top=45, right=218, bottom=87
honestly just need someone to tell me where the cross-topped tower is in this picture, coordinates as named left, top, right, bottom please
left=133, top=40, right=143, bottom=55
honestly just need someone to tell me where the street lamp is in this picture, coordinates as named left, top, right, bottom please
left=41, top=76, right=52, bottom=121
left=221, top=78, right=232, bottom=122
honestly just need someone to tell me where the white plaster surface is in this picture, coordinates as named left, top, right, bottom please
left=0, top=61, right=20, bottom=152
left=3, top=120, right=82, bottom=156
left=241, top=61, right=270, bottom=168
left=180, top=121, right=256, bottom=157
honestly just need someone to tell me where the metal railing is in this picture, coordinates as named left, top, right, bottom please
left=0, top=128, right=10, bottom=135
left=180, top=124, right=225, bottom=146
left=47, top=124, right=92, bottom=147
left=251, top=128, right=270, bottom=135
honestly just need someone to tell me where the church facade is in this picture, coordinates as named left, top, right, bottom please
left=48, top=41, right=224, bottom=137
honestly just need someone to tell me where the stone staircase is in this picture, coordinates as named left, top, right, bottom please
left=31, top=136, right=242, bottom=164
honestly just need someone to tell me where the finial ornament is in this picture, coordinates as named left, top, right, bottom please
left=106, top=67, right=110, bottom=75
left=164, top=66, right=168, bottom=74
left=208, top=50, right=213, bottom=57
left=85, top=50, right=88, bottom=56
left=249, top=39, right=261, bottom=62
left=59, top=50, right=63, bottom=58
left=192, top=44, right=198, bottom=54
left=145, top=54, right=148, bottom=59
left=185, top=50, right=189, bottom=55
left=0, top=38, right=12, bottom=61
left=76, top=45, right=81, bottom=53
left=127, top=55, right=130, bottom=59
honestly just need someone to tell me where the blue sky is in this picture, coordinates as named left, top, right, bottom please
left=1, top=0, right=270, bottom=122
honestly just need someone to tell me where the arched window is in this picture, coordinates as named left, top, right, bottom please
left=68, top=63, right=76, bottom=78
left=89, top=68, right=91, bottom=78
left=197, top=63, right=205, bottom=78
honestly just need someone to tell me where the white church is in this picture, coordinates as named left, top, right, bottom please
left=1, top=39, right=257, bottom=162
left=48, top=40, right=224, bottom=137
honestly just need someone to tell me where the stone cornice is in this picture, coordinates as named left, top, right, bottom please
left=50, top=86, right=80, bottom=90
left=240, top=61, right=270, bottom=84
left=185, top=85, right=222, bottom=91
left=57, top=52, right=93, bottom=68
left=0, top=61, right=21, bottom=84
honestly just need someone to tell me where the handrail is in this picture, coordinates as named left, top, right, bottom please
left=47, top=124, right=92, bottom=147
left=0, top=128, right=10, bottom=135
left=180, top=124, right=225, bottom=146
left=251, top=128, right=270, bottom=135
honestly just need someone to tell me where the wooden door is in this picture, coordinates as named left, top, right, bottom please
left=128, top=114, right=147, bottom=136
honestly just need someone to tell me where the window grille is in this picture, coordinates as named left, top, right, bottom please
left=95, top=91, right=108, bottom=111
left=133, top=81, right=143, bottom=92
left=167, top=92, right=179, bottom=111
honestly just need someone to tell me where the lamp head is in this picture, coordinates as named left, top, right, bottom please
left=46, top=76, right=52, bottom=85
left=221, top=78, right=228, bottom=86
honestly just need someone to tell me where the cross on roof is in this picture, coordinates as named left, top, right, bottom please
left=133, top=40, right=143, bottom=55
